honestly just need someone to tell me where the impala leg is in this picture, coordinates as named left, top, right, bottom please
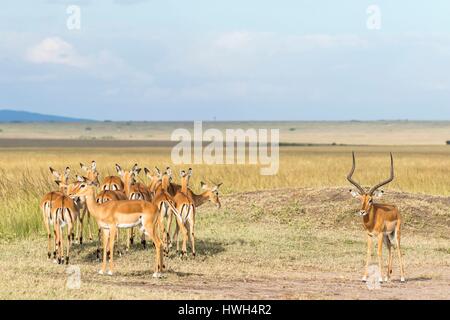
left=96, top=228, right=102, bottom=261
left=385, top=236, right=392, bottom=282
left=100, top=229, right=109, bottom=275
left=187, top=218, right=196, bottom=257
left=116, top=229, right=122, bottom=256
left=176, top=215, right=188, bottom=257
left=75, top=215, right=80, bottom=243
left=395, top=225, right=406, bottom=282
left=59, top=226, right=65, bottom=265
left=78, top=214, right=84, bottom=246
left=129, top=227, right=135, bottom=246
left=44, top=218, right=52, bottom=260
left=174, top=221, right=180, bottom=253
left=108, top=227, right=117, bottom=275
left=159, top=210, right=168, bottom=249
left=86, top=211, right=94, bottom=241
left=145, top=220, right=163, bottom=277
left=363, top=235, right=372, bottom=282
left=377, top=233, right=384, bottom=283
left=66, top=223, right=72, bottom=265
left=159, top=214, right=169, bottom=256
left=53, top=224, right=58, bottom=263
left=141, top=232, right=146, bottom=249
left=167, top=208, right=174, bottom=248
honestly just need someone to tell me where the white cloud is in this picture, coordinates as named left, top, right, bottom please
left=25, top=37, right=87, bottom=68
left=214, top=32, right=253, bottom=50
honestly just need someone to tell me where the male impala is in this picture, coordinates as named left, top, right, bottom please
left=40, top=167, right=70, bottom=260
left=68, top=181, right=176, bottom=277
left=347, top=152, right=405, bottom=283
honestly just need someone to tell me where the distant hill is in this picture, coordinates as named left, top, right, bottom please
left=0, top=109, right=93, bottom=122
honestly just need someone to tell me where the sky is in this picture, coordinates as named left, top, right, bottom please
left=1, top=0, right=450, bottom=121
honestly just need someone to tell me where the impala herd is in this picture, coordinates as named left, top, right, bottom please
left=40, top=162, right=222, bottom=277
left=39, top=153, right=406, bottom=283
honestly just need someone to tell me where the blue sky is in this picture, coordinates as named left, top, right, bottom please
left=1, top=1, right=450, bottom=120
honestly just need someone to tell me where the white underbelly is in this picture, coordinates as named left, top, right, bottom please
left=116, top=220, right=141, bottom=229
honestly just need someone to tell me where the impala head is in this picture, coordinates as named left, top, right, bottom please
left=67, top=179, right=96, bottom=199
left=80, top=161, right=99, bottom=185
left=160, top=167, right=172, bottom=189
left=200, top=181, right=223, bottom=209
left=347, top=152, right=394, bottom=216
left=50, top=166, right=71, bottom=191
left=116, top=163, right=141, bottom=185
left=180, top=168, right=192, bottom=189
left=144, top=167, right=162, bottom=184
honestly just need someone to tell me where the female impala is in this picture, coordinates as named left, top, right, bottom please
left=76, top=162, right=100, bottom=244
left=116, top=163, right=152, bottom=247
left=96, top=189, right=128, bottom=255
left=50, top=191, right=80, bottom=265
left=116, top=164, right=152, bottom=201
left=171, top=180, right=223, bottom=256
left=40, top=167, right=70, bottom=260
left=101, top=174, right=124, bottom=192
left=68, top=181, right=176, bottom=277
left=347, top=152, right=405, bottom=283
left=150, top=167, right=188, bottom=255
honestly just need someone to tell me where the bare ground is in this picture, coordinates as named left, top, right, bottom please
left=0, top=187, right=449, bottom=300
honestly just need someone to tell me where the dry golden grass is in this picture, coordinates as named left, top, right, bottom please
left=1, top=145, right=450, bottom=238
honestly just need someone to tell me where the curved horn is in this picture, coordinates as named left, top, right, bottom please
left=369, top=153, right=394, bottom=195
left=347, top=152, right=365, bottom=195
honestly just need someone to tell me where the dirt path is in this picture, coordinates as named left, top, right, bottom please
left=86, top=266, right=450, bottom=300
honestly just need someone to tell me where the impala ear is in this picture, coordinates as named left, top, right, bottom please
left=155, top=166, right=161, bottom=175
left=80, top=163, right=88, bottom=172
left=144, top=167, right=151, bottom=177
left=76, top=175, right=86, bottom=182
left=200, top=181, right=208, bottom=190
left=373, top=190, right=384, bottom=198
left=349, top=189, right=360, bottom=198
left=187, top=168, right=192, bottom=177
left=50, top=167, right=61, bottom=179
left=115, top=164, right=124, bottom=176
left=216, top=182, right=223, bottom=188
left=131, top=163, right=139, bottom=172
left=180, top=170, right=186, bottom=177
left=166, top=167, right=172, bottom=177
left=64, top=167, right=71, bottom=177
left=91, top=161, right=97, bottom=171
left=135, top=167, right=142, bottom=175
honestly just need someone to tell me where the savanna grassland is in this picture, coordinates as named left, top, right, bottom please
left=0, top=122, right=449, bottom=299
